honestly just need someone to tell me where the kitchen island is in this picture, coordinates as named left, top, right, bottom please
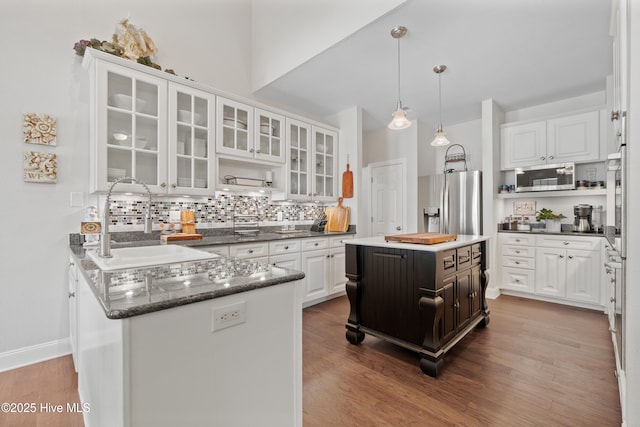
left=69, top=246, right=304, bottom=427
left=344, top=235, right=490, bottom=377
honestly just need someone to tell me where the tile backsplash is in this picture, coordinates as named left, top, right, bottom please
left=104, top=194, right=326, bottom=228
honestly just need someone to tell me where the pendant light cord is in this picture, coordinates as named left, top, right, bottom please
left=438, top=72, right=442, bottom=128
left=396, top=37, right=402, bottom=106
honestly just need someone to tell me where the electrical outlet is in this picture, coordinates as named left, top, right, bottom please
left=211, top=301, right=246, bottom=332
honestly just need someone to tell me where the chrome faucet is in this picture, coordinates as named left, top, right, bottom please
left=99, top=177, right=153, bottom=258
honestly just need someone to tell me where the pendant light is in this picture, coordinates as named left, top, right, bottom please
left=388, top=26, right=411, bottom=130
left=430, top=65, right=451, bottom=146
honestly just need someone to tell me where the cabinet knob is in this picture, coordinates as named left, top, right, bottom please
left=248, top=249, right=254, bottom=254
left=68, top=292, right=75, bottom=298
left=568, top=255, right=574, bottom=259
left=611, top=110, right=620, bottom=121
left=514, top=278, right=521, bottom=283
left=171, top=183, right=177, bottom=188
left=515, top=261, right=520, bottom=265
left=326, top=255, right=330, bottom=258
left=515, top=250, right=520, bottom=254
left=610, top=297, right=615, bottom=303
left=160, top=182, right=167, bottom=188
left=515, top=239, right=520, bottom=243
left=284, top=246, right=289, bottom=250
left=68, top=261, right=75, bottom=267
left=540, top=156, right=546, bottom=161
left=396, top=226, right=401, bottom=231
left=559, top=255, right=564, bottom=258
left=314, top=243, right=319, bottom=246
left=249, top=148, right=254, bottom=153
left=563, top=241, right=569, bottom=245
left=548, top=155, right=554, bottom=160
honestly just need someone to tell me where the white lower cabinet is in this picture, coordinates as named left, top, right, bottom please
left=196, top=235, right=352, bottom=307
left=500, top=233, right=603, bottom=308
left=68, top=255, right=79, bottom=371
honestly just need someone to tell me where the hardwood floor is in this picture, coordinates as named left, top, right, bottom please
left=303, top=295, right=621, bottom=427
left=0, top=295, right=621, bottom=426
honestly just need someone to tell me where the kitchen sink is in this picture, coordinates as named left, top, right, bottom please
left=86, top=244, right=218, bottom=271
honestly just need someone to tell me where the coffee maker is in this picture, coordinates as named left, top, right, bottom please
left=573, top=204, right=593, bottom=232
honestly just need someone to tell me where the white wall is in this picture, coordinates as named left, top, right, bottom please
left=251, top=0, right=406, bottom=91
left=417, top=119, right=482, bottom=177
left=330, top=106, right=361, bottom=226
left=0, top=0, right=253, bottom=370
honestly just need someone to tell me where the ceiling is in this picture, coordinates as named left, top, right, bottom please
left=254, top=0, right=613, bottom=133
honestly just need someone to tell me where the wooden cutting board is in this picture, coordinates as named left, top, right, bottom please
left=325, top=197, right=350, bottom=232
left=160, top=233, right=203, bottom=242
left=384, top=232, right=457, bottom=245
left=342, top=159, right=353, bottom=198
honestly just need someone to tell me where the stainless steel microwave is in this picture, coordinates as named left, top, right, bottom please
left=514, top=163, right=575, bottom=192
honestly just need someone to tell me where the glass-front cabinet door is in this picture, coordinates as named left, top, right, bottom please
left=286, top=118, right=311, bottom=200
left=312, top=127, right=338, bottom=201
left=168, top=83, right=215, bottom=195
left=216, top=97, right=253, bottom=158
left=93, top=60, right=167, bottom=193
left=254, top=108, right=285, bottom=163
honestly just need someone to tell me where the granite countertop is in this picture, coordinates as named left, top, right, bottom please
left=70, top=229, right=354, bottom=319
left=346, top=235, right=489, bottom=252
left=497, top=225, right=621, bottom=254
left=70, top=247, right=305, bottom=319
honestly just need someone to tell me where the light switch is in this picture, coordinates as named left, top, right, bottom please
left=70, top=192, right=84, bottom=207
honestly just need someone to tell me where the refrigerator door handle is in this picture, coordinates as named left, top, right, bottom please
left=620, top=143, right=627, bottom=259
left=442, top=175, right=450, bottom=234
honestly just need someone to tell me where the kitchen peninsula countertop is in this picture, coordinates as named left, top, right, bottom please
left=69, top=229, right=354, bottom=319
left=70, top=246, right=305, bottom=319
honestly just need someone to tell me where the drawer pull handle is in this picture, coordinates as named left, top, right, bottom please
left=610, top=297, right=615, bottom=303
left=515, top=261, right=520, bottom=265
left=69, top=261, right=75, bottom=267
left=515, top=239, right=520, bottom=242
left=459, top=255, right=470, bottom=263
left=314, top=243, right=319, bottom=246
left=514, top=278, right=521, bottom=283
left=559, top=255, right=564, bottom=259
left=515, top=250, right=521, bottom=254
left=68, top=292, right=75, bottom=298
left=248, top=249, right=254, bottom=254
left=373, top=252, right=405, bottom=259
left=568, top=255, right=574, bottom=259
left=284, top=246, right=289, bottom=250
left=563, top=241, right=569, bottom=245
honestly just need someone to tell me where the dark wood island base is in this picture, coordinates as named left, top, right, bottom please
left=344, top=236, right=490, bottom=377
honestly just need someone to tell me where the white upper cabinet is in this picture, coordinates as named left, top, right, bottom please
left=91, top=58, right=168, bottom=193
left=254, top=108, right=285, bottom=163
left=286, top=120, right=338, bottom=202
left=168, top=84, right=216, bottom=195
left=312, top=127, right=338, bottom=201
left=215, top=97, right=254, bottom=159
left=546, top=111, right=600, bottom=164
left=500, top=110, right=601, bottom=170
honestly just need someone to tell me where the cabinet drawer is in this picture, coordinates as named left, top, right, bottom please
left=471, top=243, right=483, bottom=265
left=302, top=237, right=329, bottom=251
left=269, top=239, right=301, bottom=255
left=198, top=245, right=230, bottom=257
left=535, top=235, right=600, bottom=250
left=502, top=256, right=535, bottom=269
left=501, top=267, right=535, bottom=293
left=442, top=249, right=457, bottom=274
left=499, top=233, right=535, bottom=246
left=229, top=242, right=269, bottom=259
left=457, top=246, right=472, bottom=270
left=330, top=235, right=353, bottom=248
left=502, top=245, right=535, bottom=258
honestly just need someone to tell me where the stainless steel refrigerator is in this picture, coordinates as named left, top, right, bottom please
left=417, top=171, right=482, bottom=235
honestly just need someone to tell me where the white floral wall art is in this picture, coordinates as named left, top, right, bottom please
left=23, top=113, right=57, bottom=146
left=24, top=151, right=57, bottom=183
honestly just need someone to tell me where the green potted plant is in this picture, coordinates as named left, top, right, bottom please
left=535, top=208, right=566, bottom=232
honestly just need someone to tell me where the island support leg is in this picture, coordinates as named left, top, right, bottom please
left=478, top=270, right=490, bottom=328
left=418, top=293, right=444, bottom=377
left=345, top=273, right=364, bottom=345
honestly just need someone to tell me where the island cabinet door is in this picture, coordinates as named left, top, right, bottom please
left=441, top=276, right=457, bottom=343
left=456, top=270, right=472, bottom=330
left=470, top=265, right=482, bottom=318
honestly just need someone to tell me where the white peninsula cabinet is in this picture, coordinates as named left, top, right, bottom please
left=84, top=49, right=216, bottom=196
left=500, top=110, right=602, bottom=169
left=301, top=235, right=352, bottom=306
left=499, top=233, right=604, bottom=308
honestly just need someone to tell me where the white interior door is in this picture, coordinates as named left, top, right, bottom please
left=370, top=162, right=405, bottom=236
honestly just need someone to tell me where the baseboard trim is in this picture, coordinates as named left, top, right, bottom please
left=486, top=287, right=501, bottom=300
left=0, top=338, right=71, bottom=373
